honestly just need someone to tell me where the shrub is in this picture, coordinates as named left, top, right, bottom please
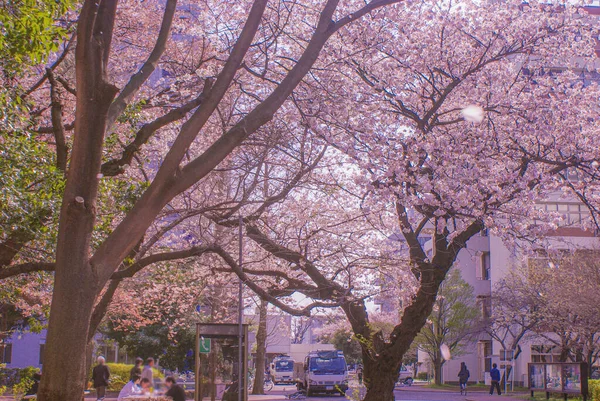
left=89, top=363, right=163, bottom=391
left=589, top=379, right=600, bottom=401
left=416, top=372, right=429, bottom=381
left=13, top=377, right=33, bottom=401
left=0, top=366, right=39, bottom=394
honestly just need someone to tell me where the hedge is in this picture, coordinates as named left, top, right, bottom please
left=89, top=363, right=163, bottom=391
left=589, top=380, right=600, bottom=401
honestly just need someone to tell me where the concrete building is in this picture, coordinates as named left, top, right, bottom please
left=416, top=195, right=599, bottom=385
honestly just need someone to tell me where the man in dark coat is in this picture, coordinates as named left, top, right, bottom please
left=165, top=376, right=186, bottom=401
left=91, top=356, right=110, bottom=401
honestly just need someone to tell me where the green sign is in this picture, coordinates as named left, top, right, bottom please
left=199, top=337, right=211, bottom=354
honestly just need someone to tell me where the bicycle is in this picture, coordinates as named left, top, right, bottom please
left=247, top=375, right=274, bottom=392
left=286, top=389, right=307, bottom=399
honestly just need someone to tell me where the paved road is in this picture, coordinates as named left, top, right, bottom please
left=0, top=383, right=520, bottom=401
left=265, top=382, right=526, bottom=401
left=250, top=383, right=521, bottom=401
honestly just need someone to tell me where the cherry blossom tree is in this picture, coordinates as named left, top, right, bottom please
left=0, top=1, right=414, bottom=399
left=202, top=2, right=600, bottom=400
left=415, top=269, right=481, bottom=385
left=521, top=250, right=600, bottom=364
left=1, top=2, right=599, bottom=401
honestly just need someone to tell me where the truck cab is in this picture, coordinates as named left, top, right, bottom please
left=303, top=350, right=348, bottom=396
left=270, top=355, right=295, bottom=384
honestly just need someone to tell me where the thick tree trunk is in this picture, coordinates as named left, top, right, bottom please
left=362, top=361, right=397, bottom=401
left=37, top=275, right=99, bottom=401
left=433, top=360, right=443, bottom=385
left=252, top=299, right=268, bottom=394
left=37, top=2, right=118, bottom=400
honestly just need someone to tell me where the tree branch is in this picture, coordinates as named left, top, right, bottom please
left=47, top=69, right=68, bottom=172
left=110, top=245, right=213, bottom=279
left=210, top=245, right=336, bottom=316
left=101, top=79, right=213, bottom=176
left=105, top=0, right=178, bottom=132
left=0, top=262, right=55, bottom=279
left=23, top=33, right=76, bottom=98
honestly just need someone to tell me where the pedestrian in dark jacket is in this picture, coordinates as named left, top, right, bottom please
left=165, top=376, right=186, bottom=401
left=458, top=362, right=470, bottom=394
left=489, top=363, right=501, bottom=395
left=91, top=356, right=110, bottom=401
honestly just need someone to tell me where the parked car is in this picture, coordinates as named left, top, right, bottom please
left=396, top=365, right=414, bottom=386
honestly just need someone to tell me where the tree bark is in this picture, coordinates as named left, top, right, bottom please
left=34, top=1, right=402, bottom=399
left=37, top=1, right=119, bottom=400
left=433, top=360, right=443, bottom=385
left=252, top=299, right=268, bottom=394
left=362, top=359, right=397, bottom=401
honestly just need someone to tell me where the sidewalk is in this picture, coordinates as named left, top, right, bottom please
left=465, top=395, right=527, bottom=401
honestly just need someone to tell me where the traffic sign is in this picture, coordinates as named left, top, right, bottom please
left=199, top=337, right=211, bottom=354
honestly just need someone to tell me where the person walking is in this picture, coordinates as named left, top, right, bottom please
left=141, top=357, right=155, bottom=384
left=130, top=357, right=143, bottom=381
left=165, top=376, right=186, bottom=401
left=458, top=362, right=470, bottom=395
left=489, top=363, right=502, bottom=395
left=356, top=364, right=363, bottom=385
left=91, top=356, right=110, bottom=401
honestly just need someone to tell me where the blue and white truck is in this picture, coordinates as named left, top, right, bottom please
left=302, top=350, right=348, bottom=396
left=270, top=354, right=295, bottom=384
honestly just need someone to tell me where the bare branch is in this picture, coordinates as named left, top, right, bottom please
left=101, top=79, right=213, bottom=177
left=0, top=262, right=55, bottom=279
left=23, top=33, right=76, bottom=98
left=106, top=0, right=178, bottom=132
left=110, top=245, right=213, bottom=279
left=47, top=69, right=68, bottom=172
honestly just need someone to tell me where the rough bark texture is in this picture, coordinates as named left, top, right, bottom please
left=433, top=360, right=443, bottom=385
left=252, top=299, right=268, bottom=394
left=37, top=2, right=119, bottom=400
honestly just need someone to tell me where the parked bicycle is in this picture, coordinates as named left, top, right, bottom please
left=247, top=374, right=274, bottom=392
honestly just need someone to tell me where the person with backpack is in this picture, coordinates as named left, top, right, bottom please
left=458, top=362, right=470, bottom=395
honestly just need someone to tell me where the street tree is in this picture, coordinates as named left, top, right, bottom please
left=203, top=2, right=600, bottom=400
left=0, top=2, right=598, bottom=401
left=0, top=1, right=408, bottom=399
left=487, top=263, right=543, bottom=380
left=415, top=269, right=481, bottom=385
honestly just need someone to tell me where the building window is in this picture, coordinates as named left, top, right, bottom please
left=477, top=252, right=491, bottom=280
left=478, top=341, right=492, bottom=372
left=540, top=203, right=590, bottom=227
left=531, top=345, right=560, bottom=363
left=477, top=295, right=492, bottom=320
left=0, top=343, right=12, bottom=364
